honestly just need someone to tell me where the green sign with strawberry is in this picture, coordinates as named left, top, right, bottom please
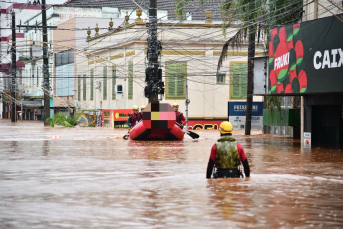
left=268, top=14, right=343, bottom=94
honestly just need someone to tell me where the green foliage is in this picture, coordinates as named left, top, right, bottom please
left=175, top=0, right=187, bottom=20
left=265, top=96, right=282, bottom=120
left=265, top=0, right=303, bottom=28
left=45, top=117, right=55, bottom=127
left=175, top=0, right=204, bottom=21
left=46, top=112, right=84, bottom=127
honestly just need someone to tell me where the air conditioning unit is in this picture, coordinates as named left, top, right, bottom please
left=95, top=81, right=101, bottom=89
left=116, top=84, right=123, bottom=94
left=74, top=100, right=81, bottom=108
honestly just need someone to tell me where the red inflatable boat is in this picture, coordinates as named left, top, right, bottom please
left=129, top=102, right=184, bottom=140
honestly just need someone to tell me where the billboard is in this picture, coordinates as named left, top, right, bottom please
left=268, top=14, right=343, bottom=94
left=102, top=109, right=132, bottom=128
left=53, top=7, right=102, bottom=25
left=228, top=102, right=263, bottom=130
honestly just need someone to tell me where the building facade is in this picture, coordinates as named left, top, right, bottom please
left=76, top=12, right=264, bottom=127
left=265, top=11, right=343, bottom=149
left=0, top=3, right=42, bottom=119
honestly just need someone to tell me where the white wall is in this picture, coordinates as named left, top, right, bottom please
left=80, top=22, right=264, bottom=118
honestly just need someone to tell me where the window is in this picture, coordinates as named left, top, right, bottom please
left=78, top=75, right=81, bottom=100
left=83, top=74, right=87, bottom=101
left=165, top=61, right=186, bottom=99
left=128, top=61, right=133, bottom=99
left=112, top=66, right=116, bottom=100
left=230, top=62, right=247, bottom=100
left=90, top=69, right=94, bottom=100
left=281, top=96, right=292, bottom=108
left=103, top=66, right=107, bottom=100
left=55, top=52, right=74, bottom=96
left=216, top=73, right=226, bottom=84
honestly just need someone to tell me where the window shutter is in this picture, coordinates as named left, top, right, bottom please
left=166, top=62, right=186, bottom=99
left=176, top=62, right=186, bottom=98
left=167, top=63, right=176, bottom=98
left=83, top=75, right=87, bottom=101
left=128, top=61, right=133, bottom=99
left=231, top=62, right=247, bottom=99
left=90, top=69, right=94, bottom=100
left=240, top=70, right=247, bottom=98
left=231, top=64, right=240, bottom=99
left=78, top=75, right=81, bottom=100
left=103, top=66, right=107, bottom=100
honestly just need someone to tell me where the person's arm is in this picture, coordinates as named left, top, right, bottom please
left=206, top=145, right=217, bottom=178
left=126, top=116, right=132, bottom=128
left=181, top=113, right=186, bottom=125
left=242, top=159, right=250, bottom=177
left=237, top=144, right=250, bottom=177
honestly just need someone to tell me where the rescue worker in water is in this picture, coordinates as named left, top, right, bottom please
left=140, top=105, right=145, bottom=118
left=126, top=105, right=142, bottom=128
left=206, top=121, right=250, bottom=178
left=173, top=102, right=186, bottom=129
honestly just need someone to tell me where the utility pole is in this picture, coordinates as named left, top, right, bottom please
left=145, top=0, right=164, bottom=103
left=42, top=0, right=50, bottom=125
left=16, top=2, right=56, bottom=124
left=11, top=10, right=17, bottom=122
left=185, top=78, right=189, bottom=130
left=245, top=20, right=256, bottom=135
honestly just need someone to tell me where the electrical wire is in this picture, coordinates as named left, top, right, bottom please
left=2, top=0, right=342, bottom=113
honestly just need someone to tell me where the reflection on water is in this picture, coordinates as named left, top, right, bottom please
left=0, top=120, right=343, bottom=228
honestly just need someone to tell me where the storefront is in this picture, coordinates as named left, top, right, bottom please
left=267, top=14, right=343, bottom=149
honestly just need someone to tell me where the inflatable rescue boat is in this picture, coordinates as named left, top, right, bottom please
left=129, top=102, right=184, bottom=140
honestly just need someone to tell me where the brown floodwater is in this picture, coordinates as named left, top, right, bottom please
left=1, top=119, right=343, bottom=228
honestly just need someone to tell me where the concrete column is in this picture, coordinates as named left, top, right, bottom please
left=300, top=96, right=304, bottom=147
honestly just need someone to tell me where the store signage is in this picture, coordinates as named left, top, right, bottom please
left=304, top=132, right=311, bottom=148
left=268, top=14, right=343, bottom=94
left=53, top=7, right=102, bottom=25
left=228, top=102, right=263, bottom=130
left=102, top=109, right=132, bottom=127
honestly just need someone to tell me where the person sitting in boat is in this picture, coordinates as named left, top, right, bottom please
left=140, top=105, right=146, bottom=118
left=126, top=105, right=142, bottom=129
left=172, top=102, right=186, bottom=129
left=206, top=121, right=250, bottom=179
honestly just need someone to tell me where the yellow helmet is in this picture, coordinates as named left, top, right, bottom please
left=219, top=121, right=233, bottom=134
left=172, top=102, right=179, bottom=107
left=141, top=105, right=146, bottom=109
left=132, top=105, right=139, bottom=110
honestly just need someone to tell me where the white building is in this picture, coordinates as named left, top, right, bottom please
left=303, top=0, right=342, bottom=21
left=20, top=4, right=135, bottom=119
left=0, top=2, right=42, bottom=119
left=78, top=11, right=264, bottom=122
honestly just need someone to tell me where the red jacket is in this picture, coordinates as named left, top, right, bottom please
left=127, top=113, right=142, bottom=128
left=175, top=111, right=186, bottom=125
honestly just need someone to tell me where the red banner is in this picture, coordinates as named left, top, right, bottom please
left=102, top=109, right=132, bottom=127
left=101, top=109, right=226, bottom=130
left=188, top=120, right=226, bottom=130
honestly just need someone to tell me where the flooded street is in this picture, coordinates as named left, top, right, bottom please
left=1, top=119, right=343, bottom=228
